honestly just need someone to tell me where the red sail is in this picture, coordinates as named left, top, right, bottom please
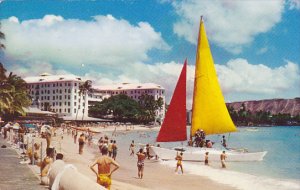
left=157, top=60, right=187, bottom=142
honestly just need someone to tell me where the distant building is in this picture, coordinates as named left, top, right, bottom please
left=93, top=83, right=166, bottom=121
left=24, top=73, right=91, bottom=120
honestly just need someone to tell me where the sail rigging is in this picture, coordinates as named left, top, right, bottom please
left=156, top=60, right=187, bottom=142
left=191, top=17, right=237, bottom=137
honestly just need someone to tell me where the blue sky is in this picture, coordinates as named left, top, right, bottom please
left=0, top=0, right=299, bottom=107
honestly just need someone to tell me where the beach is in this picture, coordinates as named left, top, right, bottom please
left=8, top=125, right=299, bottom=190
left=26, top=125, right=236, bottom=190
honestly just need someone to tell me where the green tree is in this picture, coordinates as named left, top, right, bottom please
left=138, top=94, right=163, bottom=123
left=89, top=94, right=141, bottom=122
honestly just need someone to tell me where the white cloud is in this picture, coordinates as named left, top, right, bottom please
left=1, top=15, right=170, bottom=67
left=172, top=0, right=284, bottom=54
left=216, top=59, right=300, bottom=101
left=288, top=0, right=300, bottom=9
left=83, top=59, right=299, bottom=108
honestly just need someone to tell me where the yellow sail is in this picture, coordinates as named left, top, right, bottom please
left=191, top=18, right=237, bottom=136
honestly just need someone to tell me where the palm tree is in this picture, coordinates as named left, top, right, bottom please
left=75, top=80, right=92, bottom=122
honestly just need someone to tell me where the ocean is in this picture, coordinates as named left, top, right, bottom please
left=102, top=126, right=300, bottom=190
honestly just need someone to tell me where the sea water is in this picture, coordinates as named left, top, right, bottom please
left=104, top=126, right=300, bottom=190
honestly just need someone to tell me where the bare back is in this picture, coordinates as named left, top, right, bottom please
left=97, top=156, right=114, bottom=174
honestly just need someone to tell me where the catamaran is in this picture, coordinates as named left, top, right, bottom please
left=150, top=18, right=267, bottom=162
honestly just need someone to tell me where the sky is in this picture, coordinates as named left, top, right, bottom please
left=0, top=0, right=299, bottom=108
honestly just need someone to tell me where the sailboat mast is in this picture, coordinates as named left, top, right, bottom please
left=190, top=16, right=203, bottom=140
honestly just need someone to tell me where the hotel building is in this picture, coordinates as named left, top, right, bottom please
left=24, top=73, right=91, bottom=120
left=24, top=74, right=166, bottom=121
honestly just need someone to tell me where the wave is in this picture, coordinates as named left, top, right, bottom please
left=160, top=161, right=300, bottom=190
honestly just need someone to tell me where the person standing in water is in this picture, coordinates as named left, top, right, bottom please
left=129, top=140, right=135, bottom=156
left=222, top=135, right=227, bottom=148
left=112, top=140, right=118, bottom=160
left=136, top=148, right=146, bottom=179
left=175, top=152, right=183, bottom=174
left=90, top=146, right=120, bottom=190
left=220, top=151, right=227, bottom=168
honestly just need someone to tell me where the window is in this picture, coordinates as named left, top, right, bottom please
left=75, top=83, right=77, bottom=86
left=59, top=96, right=62, bottom=100
left=60, top=89, right=62, bottom=93
left=74, top=102, right=77, bottom=106
left=48, top=90, right=50, bottom=94
left=59, top=102, right=62, bottom=106
left=74, top=96, right=77, bottom=100
left=47, top=96, right=50, bottom=100
left=64, top=108, right=66, bottom=112
left=59, top=109, right=61, bottom=113
left=53, top=90, right=55, bottom=94
left=53, top=96, right=55, bottom=100
left=74, top=108, right=76, bottom=113
left=64, top=102, right=66, bottom=106
left=52, top=102, right=55, bottom=106
left=65, top=89, right=67, bottom=93
left=68, top=95, right=70, bottom=100
left=68, top=89, right=71, bottom=93
left=68, top=102, right=70, bottom=106
left=53, top=84, right=55, bottom=87
left=60, top=83, right=62, bottom=87
left=68, top=108, right=70, bottom=113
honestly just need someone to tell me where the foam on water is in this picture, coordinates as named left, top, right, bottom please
left=161, top=160, right=300, bottom=190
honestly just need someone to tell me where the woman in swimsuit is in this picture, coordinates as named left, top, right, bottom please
left=175, top=152, right=183, bottom=174
left=136, top=148, right=146, bottom=179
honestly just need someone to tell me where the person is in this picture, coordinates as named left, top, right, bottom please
left=108, top=140, right=113, bottom=157
left=129, top=140, right=135, bottom=156
left=78, top=133, right=85, bottom=155
left=112, top=140, right=117, bottom=160
left=175, top=152, right=183, bottom=174
left=27, top=143, right=40, bottom=165
left=136, top=148, right=146, bottom=179
left=220, top=151, right=227, bottom=168
left=155, top=144, right=160, bottom=160
left=206, top=140, right=213, bottom=148
left=222, top=135, right=227, bottom=148
left=74, top=130, right=77, bottom=144
left=146, top=144, right=151, bottom=159
left=90, top=146, right=120, bottom=190
left=199, top=129, right=206, bottom=141
left=204, top=152, right=209, bottom=165
left=40, top=148, right=54, bottom=185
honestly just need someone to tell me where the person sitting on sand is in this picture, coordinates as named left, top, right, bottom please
left=90, top=146, right=120, bottom=190
left=78, top=133, right=85, bottom=155
left=129, top=140, right=135, bottom=156
left=175, top=152, right=183, bottom=174
left=220, top=151, right=227, bottom=168
left=204, top=152, right=209, bottom=165
left=136, top=148, right=146, bottom=179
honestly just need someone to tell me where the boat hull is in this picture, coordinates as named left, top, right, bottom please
left=150, top=146, right=267, bottom=162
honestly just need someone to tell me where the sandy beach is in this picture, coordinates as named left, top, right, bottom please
left=28, top=125, right=237, bottom=190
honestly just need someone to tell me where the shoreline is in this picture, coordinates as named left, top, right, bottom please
left=40, top=126, right=237, bottom=190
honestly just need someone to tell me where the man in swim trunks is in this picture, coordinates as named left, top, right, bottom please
left=220, top=151, right=227, bottom=168
left=129, top=140, right=135, bottom=156
left=136, top=148, right=146, bottom=179
left=90, top=146, right=120, bottom=190
left=175, top=152, right=183, bottom=174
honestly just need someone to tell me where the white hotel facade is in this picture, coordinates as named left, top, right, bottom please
left=24, top=73, right=89, bottom=120
left=24, top=74, right=165, bottom=121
